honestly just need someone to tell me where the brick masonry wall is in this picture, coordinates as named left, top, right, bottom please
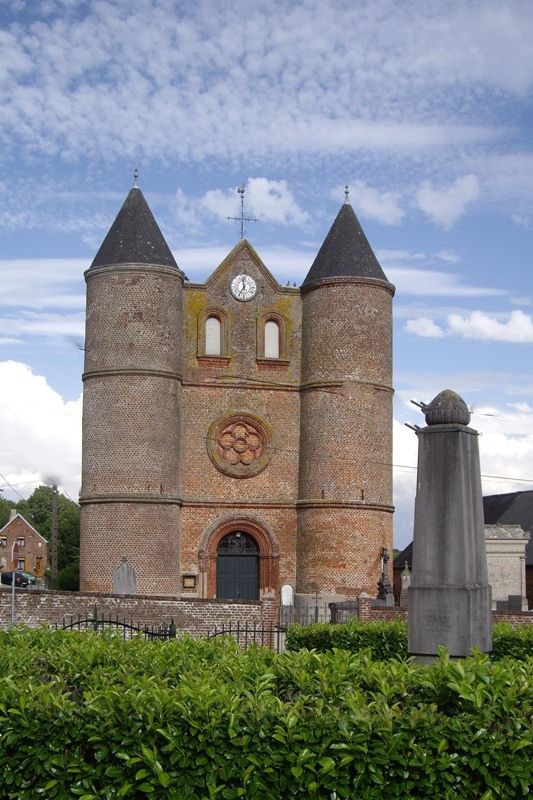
left=0, top=587, right=275, bottom=635
left=179, top=243, right=301, bottom=598
left=297, top=507, right=392, bottom=596
left=357, top=597, right=533, bottom=627
left=81, top=265, right=183, bottom=595
left=80, top=503, right=181, bottom=595
left=297, top=279, right=394, bottom=595
left=79, top=239, right=396, bottom=603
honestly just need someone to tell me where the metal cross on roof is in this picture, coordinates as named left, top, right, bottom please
left=227, top=184, right=257, bottom=239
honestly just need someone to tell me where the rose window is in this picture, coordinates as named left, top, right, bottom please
left=207, top=414, right=272, bottom=477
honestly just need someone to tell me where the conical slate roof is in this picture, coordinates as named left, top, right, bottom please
left=303, top=201, right=388, bottom=286
left=90, top=187, right=178, bottom=269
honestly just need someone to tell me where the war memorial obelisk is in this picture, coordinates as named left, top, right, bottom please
left=408, top=390, right=492, bottom=662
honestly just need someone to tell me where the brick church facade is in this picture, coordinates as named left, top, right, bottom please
left=79, top=187, right=395, bottom=607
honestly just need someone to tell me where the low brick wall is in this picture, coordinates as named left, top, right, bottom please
left=0, top=587, right=277, bottom=636
left=357, top=596, right=533, bottom=627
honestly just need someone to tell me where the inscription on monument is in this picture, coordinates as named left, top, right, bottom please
left=421, top=608, right=452, bottom=632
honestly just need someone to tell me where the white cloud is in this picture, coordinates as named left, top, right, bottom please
left=0, top=311, right=85, bottom=339
left=202, top=179, right=308, bottom=227
left=0, top=1, right=521, bottom=167
left=511, top=213, right=530, bottom=228
left=416, top=175, right=480, bottom=228
left=404, top=317, right=445, bottom=338
left=385, top=266, right=504, bottom=298
left=0, top=361, right=81, bottom=501
left=338, top=181, right=404, bottom=225
left=448, top=309, right=533, bottom=342
left=404, top=309, right=533, bottom=343
left=0, top=258, right=85, bottom=309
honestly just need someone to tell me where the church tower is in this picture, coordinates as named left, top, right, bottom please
left=297, top=195, right=395, bottom=599
left=79, top=185, right=394, bottom=604
left=79, top=187, right=184, bottom=594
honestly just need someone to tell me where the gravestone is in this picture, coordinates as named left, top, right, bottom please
left=400, top=562, right=411, bottom=608
left=408, top=389, right=492, bottom=662
left=112, top=557, right=137, bottom=595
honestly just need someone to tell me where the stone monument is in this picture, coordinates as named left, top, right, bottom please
left=112, top=557, right=137, bottom=595
left=408, top=389, right=492, bottom=662
left=400, top=562, right=411, bottom=608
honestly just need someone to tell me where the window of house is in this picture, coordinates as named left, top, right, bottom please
left=264, top=320, right=280, bottom=359
left=0, top=537, right=6, bottom=548
left=205, top=316, right=222, bottom=356
left=16, top=537, right=25, bottom=548
left=17, top=558, right=25, bottom=570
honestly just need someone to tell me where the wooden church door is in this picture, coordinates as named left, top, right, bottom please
left=216, top=532, right=259, bottom=600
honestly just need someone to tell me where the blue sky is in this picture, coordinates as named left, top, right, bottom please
left=1, top=0, right=533, bottom=547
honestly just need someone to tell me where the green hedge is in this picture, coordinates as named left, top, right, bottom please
left=285, top=619, right=533, bottom=661
left=285, top=619, right=408, bottom=659
left=0, top=628, right=532, bottom=798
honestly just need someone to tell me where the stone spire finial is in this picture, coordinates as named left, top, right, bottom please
left=344, top=184, right=350, bottom=204
left=423, top=389, right=471, bottom=426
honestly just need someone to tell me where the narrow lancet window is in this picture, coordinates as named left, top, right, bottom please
left=205, top=316, right=222, bottom=355
left=264, top=320, right=280, bottom=359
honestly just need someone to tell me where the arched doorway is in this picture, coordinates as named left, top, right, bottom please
left=216, top=531, right=259, bottom=600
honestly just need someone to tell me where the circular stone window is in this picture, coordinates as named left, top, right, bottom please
left=207, top=414, right=272, bottom=478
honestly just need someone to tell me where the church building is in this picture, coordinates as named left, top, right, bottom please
left=79, top=186, right=395, bottom=607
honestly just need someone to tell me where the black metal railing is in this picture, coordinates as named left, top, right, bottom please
left=57, top=607, right=177, bottom=640
left=208, top=621, right=286, bottom=652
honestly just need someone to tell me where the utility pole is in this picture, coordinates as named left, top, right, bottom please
left=51, top=484, right=58, bottom=588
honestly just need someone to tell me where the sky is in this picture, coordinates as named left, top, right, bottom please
left=1, top=0, right=533, bottom=549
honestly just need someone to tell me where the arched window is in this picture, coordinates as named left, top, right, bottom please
left=205, top=316, right=221, bottom=356
left=264, top=320, right=280, bottom=359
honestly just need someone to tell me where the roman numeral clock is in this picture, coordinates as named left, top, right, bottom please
left=230, top=274, right=257, bottom=301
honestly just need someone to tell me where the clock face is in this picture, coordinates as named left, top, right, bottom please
left=230, top=274, right=257, bottom=301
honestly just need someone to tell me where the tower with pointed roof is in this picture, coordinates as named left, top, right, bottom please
left=297, top=197, right=395, bottom=599
left=80, top=187, right=184, bottom=594
left=80, top=187, right=394, bottom=605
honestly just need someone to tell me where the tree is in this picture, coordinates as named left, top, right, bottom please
left=15, top=486, right=80, bottom=585
left=0, top=497, right=17, bottom=529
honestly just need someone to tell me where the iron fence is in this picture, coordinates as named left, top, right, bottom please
left=57, top=607, right=177, bottom=640
left=208, top=621, right=286, bottom=652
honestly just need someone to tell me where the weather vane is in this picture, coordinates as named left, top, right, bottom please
left=227, top=184, right=257, bottom=239
left=133, top=168, right=139, bottom=187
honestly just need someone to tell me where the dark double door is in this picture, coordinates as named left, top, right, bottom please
left=216, top=532, right=259, bottom=601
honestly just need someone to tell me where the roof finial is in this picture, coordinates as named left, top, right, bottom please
left=344, top=184, right=350, bottom=204
left=133, top=168, right=139, bottom=188
left=226, top=183, right=257, bottom=240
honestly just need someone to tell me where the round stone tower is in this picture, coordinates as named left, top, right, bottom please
left=79, top=187, right=183, bottom=594
left=297, top=196, right=395, bottom=599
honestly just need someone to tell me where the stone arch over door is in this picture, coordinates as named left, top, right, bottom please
left=199, top=517, right=280, bottom=600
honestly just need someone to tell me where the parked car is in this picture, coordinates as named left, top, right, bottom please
left=18, top=571, right=37, bottom=585
left=0, top=571, right=29, bottom=587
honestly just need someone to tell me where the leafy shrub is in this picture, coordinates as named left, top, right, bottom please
left=0, top=628, right=532, bottom=798
left=492, top=622, right=533, bottom=660
left=286, top=619, right=533, bottom=662
left=285, top=619, right=408, bottom=659
left=57, top=562, right=80, bottom=591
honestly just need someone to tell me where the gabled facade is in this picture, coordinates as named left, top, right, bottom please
left=0, top=512, right=48, bottom=578
left=80, top=188, right=395, bottom=606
